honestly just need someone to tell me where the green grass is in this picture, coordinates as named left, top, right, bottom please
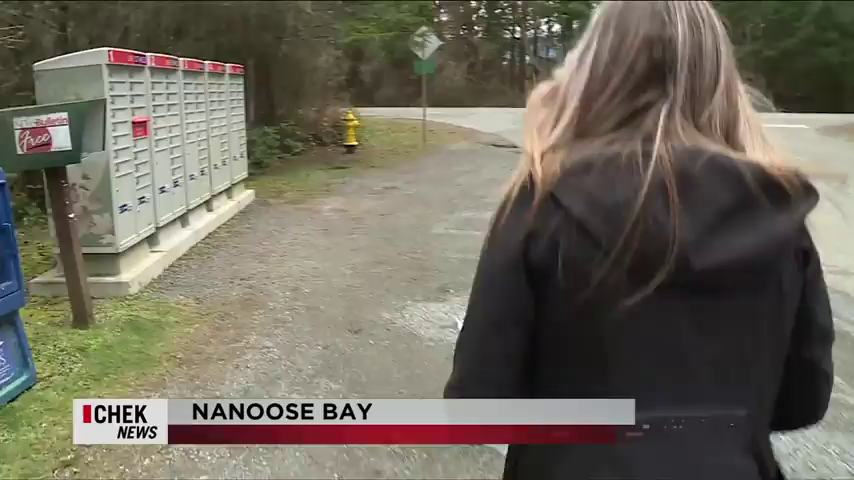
left=16, top=217, right=54, bottom=280
left=0, top=221, right=205, bottom=479
left=247, top=117, right=489, bottom=201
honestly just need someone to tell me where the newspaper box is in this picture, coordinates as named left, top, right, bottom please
left=0, top=169, right=36, bottom=406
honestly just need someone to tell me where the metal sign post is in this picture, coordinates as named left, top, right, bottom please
left=409, top=26, right=443, bottom=147
left=421, top=65, right=427, bottom=146
left=0, top=99, right=105, bottom=329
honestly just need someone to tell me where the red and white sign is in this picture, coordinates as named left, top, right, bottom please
left=181, top=59, right=205, bottom=72
left=107, top=48, right=148, bottom=67
left=149, top=54, right=179, bottom=69
left=206, top=62, right=226, bottom=74
left=13, top=112, right=72, bottom=155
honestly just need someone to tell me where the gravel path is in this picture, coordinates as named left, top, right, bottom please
left=71, top=140, right=517, bottom=479
left=68, top=109, right=854, bottom=479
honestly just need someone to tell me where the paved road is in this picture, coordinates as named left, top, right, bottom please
left=358, top=108, right=854, bottom=478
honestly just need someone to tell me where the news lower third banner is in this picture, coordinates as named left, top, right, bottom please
left=72, top=399, right=635, bottom=446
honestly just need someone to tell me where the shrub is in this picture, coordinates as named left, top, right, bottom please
left=247, top=126, right=282, bottom=171
left=278, top=122, right=310, bottom=157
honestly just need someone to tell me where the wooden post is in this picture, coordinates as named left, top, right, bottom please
left=44, top=166, right=93, bottom=329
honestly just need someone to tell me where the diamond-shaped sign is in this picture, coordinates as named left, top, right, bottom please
left=409, top=26, right=443, bottom=60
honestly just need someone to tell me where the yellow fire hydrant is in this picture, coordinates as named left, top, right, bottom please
left=342, top=109, right=361, bottom=154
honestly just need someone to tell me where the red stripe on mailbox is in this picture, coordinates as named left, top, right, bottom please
left=227, top=64, right=245, bottom=75
left=107, top=48, right=148, bottom=66
left=206, top=61, right=226, bottom=73
left=181, top=59, right=206, bottom=72
left=149, top=53, right=180, bottom=69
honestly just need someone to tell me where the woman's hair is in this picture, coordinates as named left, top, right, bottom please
left=508, top=0, right=799, bottom=301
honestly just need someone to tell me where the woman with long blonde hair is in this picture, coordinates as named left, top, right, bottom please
left=444, top=2, right=834, bottom=479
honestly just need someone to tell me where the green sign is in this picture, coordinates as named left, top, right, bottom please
left=414, top=57, right=437, bottom=75
left=0, top=98, right=105, bottom=173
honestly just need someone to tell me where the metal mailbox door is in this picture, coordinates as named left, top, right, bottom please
left=0, top=169, right=25, bottom=315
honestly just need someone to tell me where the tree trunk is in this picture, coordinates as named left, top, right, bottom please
left=56, top=2, right=71, bottom=54
left=252, top=55, right=277, bottom=127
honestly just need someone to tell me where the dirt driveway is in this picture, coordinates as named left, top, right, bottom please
left=70, top=139, right=517, bottom=479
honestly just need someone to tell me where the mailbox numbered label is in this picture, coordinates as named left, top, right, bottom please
left=13, top=112, right=72, bottom=155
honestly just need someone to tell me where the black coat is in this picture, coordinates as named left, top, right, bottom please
left=444, top=148, right=835, bottom=480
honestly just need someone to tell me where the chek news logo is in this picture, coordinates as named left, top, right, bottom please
left=74, top=399, right=167, bottom=445
left=81, top=403, right=157, bottom=439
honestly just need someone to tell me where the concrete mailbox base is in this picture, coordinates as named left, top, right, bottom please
left=29, top=185, right=254, bottom=297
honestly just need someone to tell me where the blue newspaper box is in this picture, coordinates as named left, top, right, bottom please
left=0, top=168, right=35, bottom=406
left=0, top=311, right=36, bottom=405
left=0, top=170, right=24, bottom=314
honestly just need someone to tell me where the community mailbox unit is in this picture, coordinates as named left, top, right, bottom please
left=205, top=61, right=232, bottom=196
left=226, top=64, right=248, bottom=183
left=28, top=47, right=255, bottom=298
left=33, top=47, right=156, bottom=254
left=179, top=58, right=212, bottom=209
left=146, top=53, right=187, bottom=226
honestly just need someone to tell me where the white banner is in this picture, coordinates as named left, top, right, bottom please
left=169, top=398, right=634, bottom=425
left=13, top=112, right=72, bottom=154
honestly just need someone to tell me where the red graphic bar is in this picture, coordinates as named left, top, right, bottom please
left=206, top=61, right=226, bottom=73
left=107, top=48, right=148, bottom=66
left=227, top=64, right=245, bottom=75
left=181, top=59, right=205, bottom=72
left=168, top=424, right=617, bottom=445
left=83, top=405, right=92, bottom=424
left=149, top=53, right=180, bottom=69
